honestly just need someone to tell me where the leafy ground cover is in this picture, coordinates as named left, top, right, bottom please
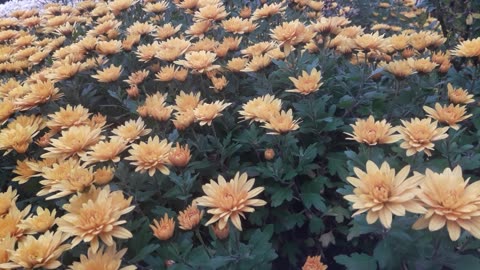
left=0, top=0, right=480, bottom=269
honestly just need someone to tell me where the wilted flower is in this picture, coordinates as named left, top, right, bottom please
left=196, top=172, right=266, bottom=231
left=413, top=166, right=480, bottom=241
left=150, top=213, right=175, bottom=241
left=345, top=116, right=401, bottom=145
left=423, top=103, right=472, bottom=130
left=398, top=118, right=449, bottom=156
left=344, top=161, right=426, bottom=228
left=287, top=68, right=323, bottom=95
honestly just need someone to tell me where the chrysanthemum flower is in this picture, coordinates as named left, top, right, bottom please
left=239, top=94, right=282, bottom=123
left=57, top=185, right=134, bottom=252
left=169, top=143, right=191, bottom=168
left=227, top=57, right=248, bottom=72
left=196, top=172, right=266, bottom=231
left=0, top=99, right=15, bottom=125
left=41, top=125, right=103, bottom=160
left=93, top=166, right=116, bottom=185
left=178, top=203, right=203, bottom=230
left=344, top=161, right=426, bottom=228
left=408, top=58, right=437, bottom=74
left=15, top=80, right=63, bottom=111
left=156, top=38, right=191, bottom=61
left=0, top=205, right=31, bottom=239
left=0, top=236, right=15, bottom=265
left=381, top=60, right=415, bottom=79
left=193, top=100, right=231, bottom=126
left=241, top=54, right=272, bottom=72
left=12, top=159, right=36, bottom=184
left=38, top=158, right=96, bottom=200
left=153, top=23, right=181, bottom=40
left=0, top=123, right=40, bottom=155
left=174, top=50, right=220, bottom=73
left=155, top=65, right=178, bottom=82
left=47, top=104, right=91, bottom=130
left=241, top=42, right=276, bottom=57
left=80, top=137, right=128, bottom=165
left=354, top=32, right=389, bottom=53
left=451, top=37, right=480, bottom=58
left=0, top=231, right=70, bottom=269
left=135, top=42, right=161, bottom=62
left=302, top=256, right=328, bottom=270
left=92, top=64, right=123, bottom=83
left=140, top=92, right=174, bottom=121
left=0, top=187, right=18, bottom=217
left=174, top=91, right=202, bottom=112
left=150, top=213, right=175, bottom=240
left=126, top=136, right=172, bottom=176
left=124, top=69, right=150, bottom=86
left=447, top=83, right=474, bottom=104
left=68, top=244, right=136, bottom=270
left=144, top=0, right=169, bottom=13
left=173, top=111, right=196, bottom=131
left=413, top=166, right=480, bottom=240
left=194, top=3, right=229, bottom=21
left=18, top=207, right=56, bottom=234
left=210, top=75, right=228, bottom=92
left=222, top=17, right=257, bottom=34
left=185, top=20, right=212, bottom=38
left=111, top=118, right=151, bottom=142
left=423, top=103, right=472, bottom=130
left=263, top=109, right=301, bottom=135
left=398, top=118, right=449, bottom=156
left=270, top=20, right=315, bottom=54
left=345, top=116, right=401, bottom=145
left=252, top=2, right=286, bottom=20
left=287, top=68, right=323, bottom=95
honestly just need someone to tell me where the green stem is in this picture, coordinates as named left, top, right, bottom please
left=195, top=227, right=212, bottom=258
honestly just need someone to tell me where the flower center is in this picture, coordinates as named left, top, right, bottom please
left=372, top=183, right=390, bottom=202
left=441, top=190, right=459, bottom=208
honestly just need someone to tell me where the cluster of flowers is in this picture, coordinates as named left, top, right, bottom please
left=0, top=0, right=477, bottom=267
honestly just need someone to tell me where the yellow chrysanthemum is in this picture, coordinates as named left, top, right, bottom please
left=18, top=207, right=56, bottom=234
left=80, top=137, right=129, bottom=165
left=91, top=64, right=123, bottom=83
left=195, top=172, right=266, bottom=231
left=46, top=104, right=91, bottom=130
left=451, top=37, right=480, bottom=58
left=413, top=166, right=480, bottom=241
left=174, top=50, right=220, bottom=73
left=344, top=161, right=426, bottom=228
left=239, top=94, right=282, bottom=123
left=111, top=118, right=151, bottom=142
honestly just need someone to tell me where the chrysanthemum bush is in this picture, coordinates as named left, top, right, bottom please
left=1, top=0, right=480, bottom=269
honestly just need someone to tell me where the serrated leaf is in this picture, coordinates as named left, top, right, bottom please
left=335, top=253, right=377, bottom=270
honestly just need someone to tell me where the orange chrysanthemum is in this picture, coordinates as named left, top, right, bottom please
left=423, top=103, right=472, bottom=130
left=91, top=64, right=123, bottom=83
left=413, top=166, right=480, bottom=241
left=302, top=255, right=328, bottom=270
left=398, top=118, right=449, bottom=156
left=174, top=50, right=220, bottom=73
left=239, top=94, right=282, bottom=123
left=195, top=172, right=266, bottom=231
left=447, top=83, right=475, bottom=104
left=193, top=100, right=231, bottom=126
left=344, top=161, right=426, bottom=228
left=111, top=118, right=151, bottom=142
left=287, top=68, right=323, bottom=95
left=150, top=213, right=175, bottom=241
left=178, top=203, right=203, bottom=230
left=263, top=109, right=301, bottom=135
left=126, top=136, right=172, bottom=176
left=345, top=116, right=401, bottom=145
left=56, top=185, right=134, bottom=252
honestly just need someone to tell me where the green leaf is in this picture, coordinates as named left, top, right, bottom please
left=269, top=185, right=294, bottom=207
left=130, top=244, right=160, bottom=263
left=335, top=253, right=377, bottom=270
left=327, top=152, right=349, bottom=179
left=300, top=192, right=327, bottom=212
